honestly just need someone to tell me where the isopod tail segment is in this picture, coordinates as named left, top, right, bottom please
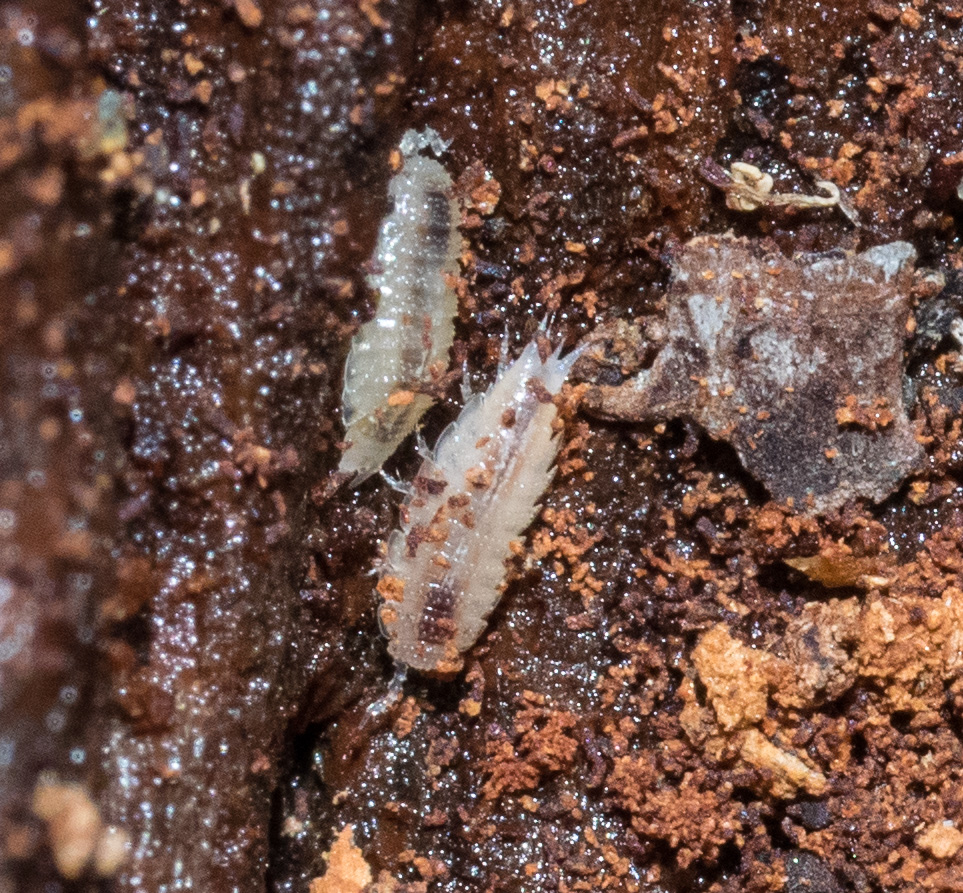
left=493, top=312, right=557, bottom=377
left=414, top=428, right=432, bottom=461
left=379, top=468, right=409, bottom=495
left=341, top=662, right=408, bottom=755
left=364, top=662, right=408, bottom=718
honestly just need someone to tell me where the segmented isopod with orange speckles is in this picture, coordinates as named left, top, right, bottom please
left=377, top=335, right=582, bottom=674
left=339, top=128, right=461, bottom=484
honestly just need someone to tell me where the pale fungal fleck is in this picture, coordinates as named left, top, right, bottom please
left=338, top=127, right=461, bottom=483
left=950, top=316, right=963, bottom=373
left=702, top=159, right=859, bottom=224
left=31, top=775, right=129, bottom=879
left=721, top=161, right=840, bottom=211
left=377, top=336, right=581, bottom=674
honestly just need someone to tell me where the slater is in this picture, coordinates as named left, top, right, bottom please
left=377, top=336, right=581, bottom=673
left=339, top=128, right=461, bottom=483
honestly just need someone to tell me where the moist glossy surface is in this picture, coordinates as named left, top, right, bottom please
left=4, top=1, right=963, bottom=891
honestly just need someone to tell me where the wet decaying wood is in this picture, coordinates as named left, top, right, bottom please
left=3, top=0, right=963, bottom=891
left=581, top=236, right=925, bottom=514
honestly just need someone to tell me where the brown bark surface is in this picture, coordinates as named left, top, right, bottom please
left=3, top=1, right=963, bottom=891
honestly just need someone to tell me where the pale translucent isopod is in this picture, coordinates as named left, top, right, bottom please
left=378, top=337, right=581, bottom=673
left=339, top=128, right=461, bottom=483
